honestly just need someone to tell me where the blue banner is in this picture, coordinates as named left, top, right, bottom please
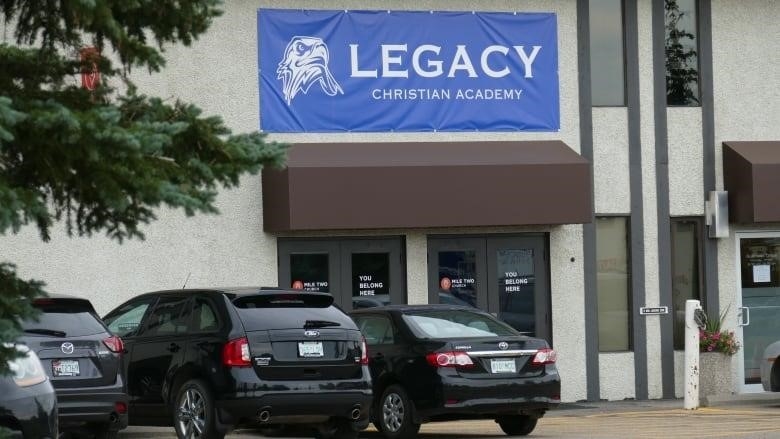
left=258, top=9, right=559, bottom=132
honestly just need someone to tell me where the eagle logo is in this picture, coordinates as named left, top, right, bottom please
left=277, top=36, right=344, bottom=105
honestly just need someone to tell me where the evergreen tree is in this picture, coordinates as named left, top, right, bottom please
left=0, top=0, right=286, bottom=377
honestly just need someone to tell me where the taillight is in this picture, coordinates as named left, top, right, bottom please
left=222, top=337, right=251, bottom=367
left=103, top=336, right=124, bottom=353
left=425, top=351, right=475, bottom=368
left=531, top=348, right=557, bottom=365
left=360, top=336, right=369, bottom=365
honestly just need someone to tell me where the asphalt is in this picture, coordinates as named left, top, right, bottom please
left=119, top=392, right=780, bottom=439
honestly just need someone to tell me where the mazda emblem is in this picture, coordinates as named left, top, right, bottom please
left=304, top=330, right=320, bottom=338
left=61, top=342, right=74, bottom=355
left=498, top=342, right=509, bottom=350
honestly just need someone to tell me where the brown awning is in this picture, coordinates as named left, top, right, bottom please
left=262, top=141, right=592, bottom=232
left=723, top=141, right=780, bottom=223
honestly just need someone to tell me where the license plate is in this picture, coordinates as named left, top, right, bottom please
left=52, top=359, right=80, bottom=377
left=490, top=358, right=516, bottom=374
left=298, top=341, right=324, bottom=358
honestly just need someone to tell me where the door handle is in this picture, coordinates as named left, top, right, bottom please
left=372, top=353, right=384, bottom=360
left=167, top=343, right=181, bottom=353
left=738, top=307, right=750, bottom=327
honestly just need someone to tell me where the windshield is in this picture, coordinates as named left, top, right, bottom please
left=403, top=309, right=518, bottom=339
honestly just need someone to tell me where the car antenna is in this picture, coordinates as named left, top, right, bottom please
left=182, top=272, right=191, bottom=289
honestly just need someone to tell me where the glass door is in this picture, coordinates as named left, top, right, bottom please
left=737, top=233, right=780, bottom=392
left=427, top=237, right=487, bottom=309
left=428, top=235, right=551, bottom=343
left=487, top=237, right=549, bottom=341
left=341, top=239, right=405, bottom=311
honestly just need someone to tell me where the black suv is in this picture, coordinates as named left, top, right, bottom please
left=102, top=288, right=372, bottom=439
left=20, top=295, right=128, bottom=438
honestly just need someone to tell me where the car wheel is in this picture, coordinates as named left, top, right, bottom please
left=496, top=415, right=538, bottom=436
left=173, top=379, right=225, bottom=439
left=379, top=385, right=420, bottom=439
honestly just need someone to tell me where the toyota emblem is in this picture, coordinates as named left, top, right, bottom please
left=61, top=342, right=74, bottom=355
left=498, top=342, right=509, bottom=350
left=304, top=330, right=320, bottom=338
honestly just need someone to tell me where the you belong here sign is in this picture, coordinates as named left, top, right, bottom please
left=258, top=9, right=560, bottom=132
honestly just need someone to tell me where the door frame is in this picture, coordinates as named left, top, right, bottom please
left=427, top=234, right=551, bottom=343
left=734, top=230, right=780, bottom=393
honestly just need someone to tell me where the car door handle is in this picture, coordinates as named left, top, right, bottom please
left=372, top=353, right=384, bottom=360
left=167, top=343, right=181, bottom=353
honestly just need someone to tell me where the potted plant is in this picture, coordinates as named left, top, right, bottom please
left=698, top=306, right=740, bottom=400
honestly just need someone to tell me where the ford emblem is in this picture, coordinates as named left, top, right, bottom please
left=498, top=342, right=509, bottom=350
left=304, top=330, right=320, bottom=338
left=61, top=342, right=74, bottom=355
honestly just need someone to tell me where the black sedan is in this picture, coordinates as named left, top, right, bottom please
left=350, top=305, right=560, bottom=438
left=0, top=345, right=58, bottom=438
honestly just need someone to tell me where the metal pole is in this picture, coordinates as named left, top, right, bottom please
left=684, top=299, right=702, bottom=409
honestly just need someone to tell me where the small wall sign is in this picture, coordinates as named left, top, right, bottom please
left=639, top=306, right=669, bottom=315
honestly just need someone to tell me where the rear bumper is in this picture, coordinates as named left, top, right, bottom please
left=56, top=381, right=128, bottom=430
left=216, top=375, right=372, bottom=427
left=417, top=369, right=561, bottom=420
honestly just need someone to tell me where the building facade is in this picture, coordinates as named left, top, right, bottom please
left=3, top=0, right=780, bottom=403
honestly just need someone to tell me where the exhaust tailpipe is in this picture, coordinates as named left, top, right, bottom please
left=350, top=407, right=362, bottom=420
left=258, top=409, right=271, bottom=423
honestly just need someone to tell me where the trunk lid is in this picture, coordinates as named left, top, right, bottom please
left=442, top=336, right=548, bottom=379
left=232, top=291, right=364, bottom=381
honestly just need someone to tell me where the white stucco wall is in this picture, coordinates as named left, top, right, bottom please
left=668, top=109, right=704, bottom=217
left=593, top=108, right=631, bottom=214
left=600, top=353, right=636, bottom=400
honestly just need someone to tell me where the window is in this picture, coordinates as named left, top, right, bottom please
left=103, top=298, right=156, bottom=337
left=190, top=297, right=220, bottom=332
left=665, top=0, right=700, bottom=106
left=141, top=296, right=191, bottom=336
left=671, top=218, right=702, bottom=349
left=355, top=315, right=395, bottom=346
left=596, top=217, right=632, bottom=351
left=590, top=0, right=626, bottom=106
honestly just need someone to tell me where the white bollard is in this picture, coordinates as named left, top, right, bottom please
left=684, top=299, right=702, bottom=409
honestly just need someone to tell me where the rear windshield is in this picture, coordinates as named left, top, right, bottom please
left=402, top=310, right=518, bottom=339
left=233, top=294, right=354, bottom=331
left=23, top=299, right=106, bottom=337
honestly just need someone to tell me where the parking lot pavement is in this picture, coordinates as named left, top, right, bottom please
left=120, top=397, right=780, bottom=439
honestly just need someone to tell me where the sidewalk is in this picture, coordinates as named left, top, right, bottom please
left=549, top=391, right=780, bottom=417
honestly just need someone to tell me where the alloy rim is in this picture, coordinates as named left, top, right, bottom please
left=382, top=392, right=404, bottom=433
left=177, top=388, right=206, bottom=438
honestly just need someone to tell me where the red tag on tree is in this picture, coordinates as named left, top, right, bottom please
left=80, top=47, right=100, bottom=90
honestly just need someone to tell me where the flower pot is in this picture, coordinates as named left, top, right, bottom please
left=699, top=352, right=733, bottom=400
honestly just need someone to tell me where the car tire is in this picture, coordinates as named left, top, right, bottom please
left=496, top=415, right=538, bottom=436
left=378, top=385, right=420, bottom=439
left=173, top=379, right=225, bottom=439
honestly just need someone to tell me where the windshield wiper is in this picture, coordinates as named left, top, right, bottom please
left=304, top=320, right=341, bottom=328
left=23, top=329, right=67, bottom=337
